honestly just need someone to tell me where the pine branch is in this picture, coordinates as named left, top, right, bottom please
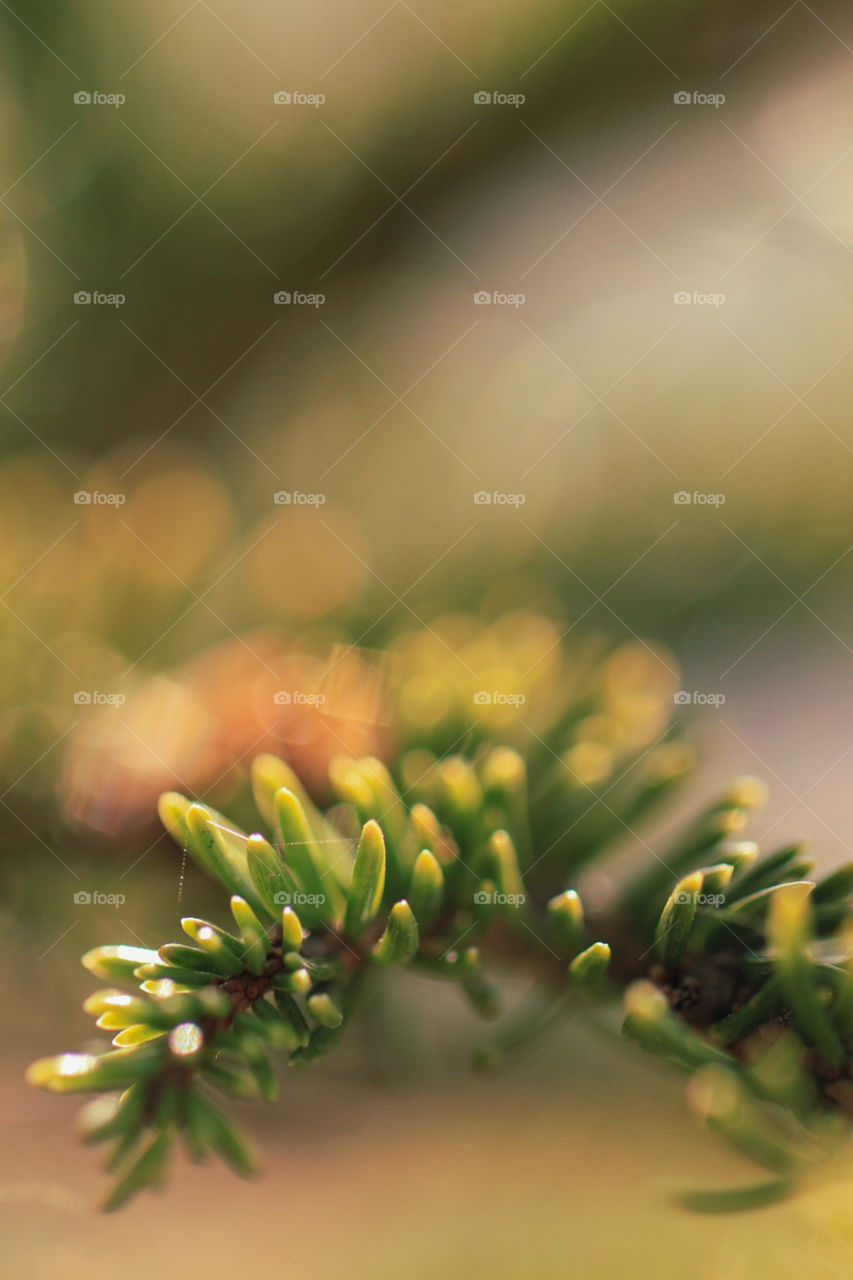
left=26, top=629, right=853, bottom=1212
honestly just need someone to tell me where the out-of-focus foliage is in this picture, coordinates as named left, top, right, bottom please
left=3, top=0, right=853, bottom=842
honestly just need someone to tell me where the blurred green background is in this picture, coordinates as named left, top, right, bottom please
left=4, top=0, right=853, bottom=1273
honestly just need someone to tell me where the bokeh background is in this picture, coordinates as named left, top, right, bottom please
left=4, top=1, right=853, bottom=1274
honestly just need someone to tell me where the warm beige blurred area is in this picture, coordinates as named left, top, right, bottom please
left=6, top=1011, right=853, bottom=1280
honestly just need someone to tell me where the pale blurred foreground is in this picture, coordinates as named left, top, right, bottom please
left=7, top=991, right=853, bottom=1279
